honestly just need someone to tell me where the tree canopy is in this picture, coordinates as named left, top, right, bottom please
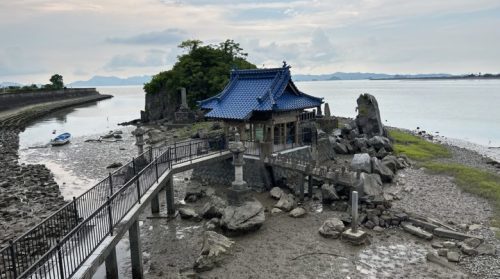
left=144, top=39, right=256, bottom=108
left=49, top=74, right=64, bottom=90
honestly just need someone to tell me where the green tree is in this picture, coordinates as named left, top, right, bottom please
left=49, top=74, right=64, bottom=89
left=144, top=39, right=256, bottom=108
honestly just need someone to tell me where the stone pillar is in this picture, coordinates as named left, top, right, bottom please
left=324, top=103, right=331, bottom=117
left=105, top=247, right=118, bottom=279
left=180, top=87, right=188, bottom=109
left=165, top=178, right=175, bottom=215
left=316, top=105, right=322, bottom=116
left=134, top=126, right=146, bottom=156
left=227, top=133, right=250, bottom=205
left=151, top=193, right=159, bottom=214
left=129, top=220, right=144, bottom=279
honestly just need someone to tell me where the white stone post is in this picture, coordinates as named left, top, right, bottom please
left=352, top=191, right=359, bottom=233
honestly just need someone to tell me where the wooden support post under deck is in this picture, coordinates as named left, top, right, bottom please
left=105, top=246, right=118, bottom=279
left=166, top=178, right=175, bottom=215
left=129, top=219, right=144, bottom=279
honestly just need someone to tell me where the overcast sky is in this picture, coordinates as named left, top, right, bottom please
left=1, top=0, right=500, bottom=84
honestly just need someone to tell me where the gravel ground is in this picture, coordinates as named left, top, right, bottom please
left=389, top=147, right=500, bottom=278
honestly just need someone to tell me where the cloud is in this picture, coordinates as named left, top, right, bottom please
left=0, top=47, right=46, bottom=77
left=104, top=49, right=168, bottom=70
left=107, top=29, right=186, bottom=45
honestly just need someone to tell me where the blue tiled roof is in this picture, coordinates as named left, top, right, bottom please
left=199, top=66, right=323, bottom=120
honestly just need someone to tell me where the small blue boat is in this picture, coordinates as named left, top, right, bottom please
left=51, top=132, right=71, bottom=146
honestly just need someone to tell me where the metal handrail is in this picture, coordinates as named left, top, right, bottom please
left=0, top=138, right=226, bottom=279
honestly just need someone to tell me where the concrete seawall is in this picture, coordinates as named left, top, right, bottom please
left=0, top=88, right=101, bottom=111
left=0, top=93, right=113, bottom=129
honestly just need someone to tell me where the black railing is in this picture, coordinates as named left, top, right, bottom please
left=0, top=138, right=226, bottom=279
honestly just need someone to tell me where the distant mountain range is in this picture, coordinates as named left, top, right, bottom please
left=292, top=72, right=453, bottom=81
left=3, top=72, right=487, bottom=88
left=0, top=82, right=22, bottom=88
left=69, top=75, right=152, bottom=87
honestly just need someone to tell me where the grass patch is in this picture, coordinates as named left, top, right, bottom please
left=423, top=162, right=500, bottom=229
left=389, top=129, right=451, bottom=161
left=389, top=129, right=500, bottom=235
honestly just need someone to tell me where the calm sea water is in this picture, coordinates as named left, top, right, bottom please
left=19, top=80, right=500, bottom=152
left=298, top=79, right=500, bottom=148
left=19, top=86, right=145, bottom=148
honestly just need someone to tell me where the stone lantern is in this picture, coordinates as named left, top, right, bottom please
left=227, top=133, right=250, bottom=205
left=134, top=126, right=146, bottom=156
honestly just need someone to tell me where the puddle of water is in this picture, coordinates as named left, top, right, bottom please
left=357, top=243, right=428, bottom=278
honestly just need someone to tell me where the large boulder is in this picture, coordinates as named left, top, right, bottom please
left=184, top=184, right=204, bottom=202
left=355, top=94, right=384, bottom=137
left=270, top=187, right=284, bottom=200
left=194, top=231, right=234, bottom=272
left=332, top=141, right=349, bottom=155
left=371, top=157, right=394, bottom=183
left=221, top=200, right=265, bottom=233
left=200, top=195, right=227, bottom=219
left=381, top=155, right=399, bottom=172
left=321, top=183, right=340, bottom=203
left=351, top=153, right=371, bottom=173
left=179, top=207, right=199, bottom=219
left=289, top=207, right=307, bottom=218
left=275, top=193, right=297, bottom=212
left=352, top=137, right=368, bottom=152
left=368, top=136, right=392, bottom=151
left=319, top=217, right=345, bottom=239
left=354, top=172, right=383, bottom=197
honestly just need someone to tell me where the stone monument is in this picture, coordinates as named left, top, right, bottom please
left=174, top=87, right=195, bottom=123
left=227, top=133, right=250, bottom=205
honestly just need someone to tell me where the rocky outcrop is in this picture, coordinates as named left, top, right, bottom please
left=355, top=93, right=384, bottom=137
left=142, top=87, right=180, bottom=123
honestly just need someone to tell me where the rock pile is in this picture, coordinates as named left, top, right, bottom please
left=0, top=129, right=67, bottom=248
